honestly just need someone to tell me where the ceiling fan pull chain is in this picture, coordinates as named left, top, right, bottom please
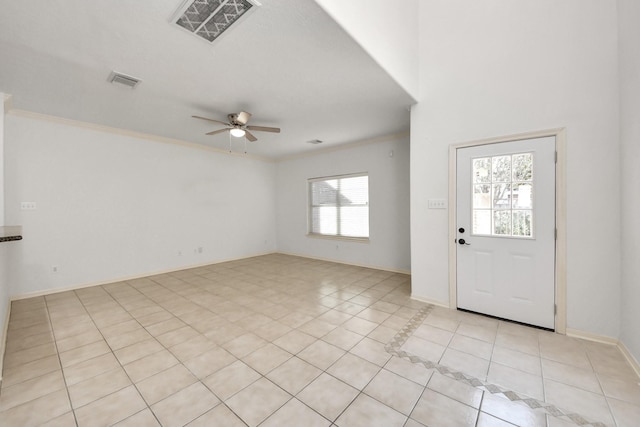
left=229, top=133, right=232, bottom=153
left=244, top=136, right=247, bottom=154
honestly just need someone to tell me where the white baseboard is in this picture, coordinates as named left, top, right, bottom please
left=566, top=328, right=640, bottom=379
left=275, top=251, right=411, bottom=275
left=566, top=328, right=619, bottom=345
left=618, top=340, right=640, bottom=379
left=11, top=251, right=277, bottom=301
left=410, top=294, right=449, bottom=308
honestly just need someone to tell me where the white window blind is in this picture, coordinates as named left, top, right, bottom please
left=309, top=174, right=369, bottom=239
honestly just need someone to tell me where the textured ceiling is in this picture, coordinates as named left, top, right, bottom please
left=0, top=0, right=414, bottom=159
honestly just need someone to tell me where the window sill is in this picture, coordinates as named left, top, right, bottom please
left=306, top=233, right=370, bottom=243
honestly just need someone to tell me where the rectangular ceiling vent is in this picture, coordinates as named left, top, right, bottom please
left=108, top=71, right=141, bottom=89
left=173, top=0, right=260, bottom=43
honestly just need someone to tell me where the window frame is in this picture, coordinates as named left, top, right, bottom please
left=307, top=172, right=370, bottom=242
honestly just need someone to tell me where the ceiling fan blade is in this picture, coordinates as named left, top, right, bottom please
left=192, top=115, right=229, bottom=126
left=236, top=111, right=252, bottom=125
left=247, top=125, right=281, bottom=133
left=205, top=128, right=230, bottom=136
left=245, top=130, right=258, bottom=142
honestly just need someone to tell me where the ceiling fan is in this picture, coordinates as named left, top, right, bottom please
left=192, top=111, right=280, bottom=142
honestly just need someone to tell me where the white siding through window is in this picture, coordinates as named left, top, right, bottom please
left=308, top=173, right=369, bottom=239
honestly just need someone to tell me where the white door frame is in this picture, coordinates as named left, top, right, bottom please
left=448, top=128, right=567, bottom=334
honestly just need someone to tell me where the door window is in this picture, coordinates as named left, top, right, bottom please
left=472, top=152, right=534, bottom=238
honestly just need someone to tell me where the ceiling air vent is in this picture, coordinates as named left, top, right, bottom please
left=173, top=0, right=260, bottom=43
left=307, top=139, right=323, bottom=145
left=108, top=71, right=141, bottom=89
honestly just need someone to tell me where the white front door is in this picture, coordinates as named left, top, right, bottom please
left=456, top=137, right=556, bottom=329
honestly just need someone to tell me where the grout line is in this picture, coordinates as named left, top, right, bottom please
left=384, top=305, right=612, bottom=427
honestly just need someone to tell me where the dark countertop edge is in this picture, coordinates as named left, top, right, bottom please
left=0, top=235, right=22, bottom=243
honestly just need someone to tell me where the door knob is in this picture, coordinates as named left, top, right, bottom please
left=458, top=227, right=465, bottom=233
left=458, top=238, right=470, bottom=245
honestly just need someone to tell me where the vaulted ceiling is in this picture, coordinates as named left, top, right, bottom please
left=0, top=0, right=414, bottom=159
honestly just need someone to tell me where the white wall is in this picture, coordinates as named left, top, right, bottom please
left=276, top=135, right=411, bottom=272
left=411, top=0, right=621, bottom=337
left=618, top=0, right=640, bottom=363
left=4, top=113, right=277, bottom=296
left=0, top=95, right=9, bottom=359
left=313, top=0, right=419, bottom=101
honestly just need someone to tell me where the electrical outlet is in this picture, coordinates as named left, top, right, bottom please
left=428, top=199, right=447, bottom=209
left=21, top=202, right=37, bottom=210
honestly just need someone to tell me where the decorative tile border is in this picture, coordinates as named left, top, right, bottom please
left=384, top=305, right=610, bottom=427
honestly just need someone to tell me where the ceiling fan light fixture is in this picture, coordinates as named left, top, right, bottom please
left=230, top=128, right=246, bottom=137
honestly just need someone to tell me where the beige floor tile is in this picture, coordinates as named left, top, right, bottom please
left=252, top=320, right=292, bottom=341
left=243, top=343, right=292, bottom=375
left=63, top=352, right=121, bottom=386
left=411, top=389, right=478, bottom=427
left=225, top=377, right=291, bottom=426
left=186, top=404, right=247, bottom=427
left=156, top=325, right=200, bottom=347
left=40, top=411, right=77, bottom=427
left=327, top=353, right=380, bottom=390
left=476, top=411, right=518, bottom=427
left=136, top=364, right=198, bottom=405
left=183, top=346, right=237, bottom=379
left=124, top=349, right=179, bottom=383
left=169, top=334, right=215, bottom=362
left=55, top=329, right=103, bottom=352
left=298, top=340, right=345, bottom=370
left=105, top=327, right=153, bottom=351
left=267, top=356, right=323, bottom=395
left=151, top=382, right=220, bottom=427
left=384, top=356, right=434, bottom=386
left=450, top=333, right=494, bottom=360
left=456, top=322, right=498, bottom=343
left=298, top=318, right=338, bottom=338
left=59, top=340, right=111, bottom=368
left=541, top=358, right=601, bottom=394
left=1, top=355, right=61, bottom=387
left=336, top=393, right=407, bottom=427
left=367, top=324, right=397, bottom=343
left=544, top=379, right=616, bottom=426
left=3, top=342, right=57, bottom=370
left=412, top=323, right=455, bottom=347
left=114, top=338, right=164, bottom=365
left=322, top=327, right=364, bottom=351
left=113, top=408, right=161, bottom=426
left=364, top=369, right=423, bottom=415
left=137, top=310, right=175, bottom=328
left=401, top=335, right=447, bottom=362
left=273, top=329, right=316, bottom=354
left=343, top=316, right=379, bottom=336
left=427, top=371, right=483, bottom=408
left=223, top=333, right=268, bottom=358
left=480, top=393, right=546, bottom=427
left=608, top=397, right=640, bottom=427
left=597, top=373, right=640, bottom=406
left=75, top=385, right=147, bottom=427
left=68, top=367, right=131, bottom=409
left=491, top=346, right=542, bottom=376
left=261, top=398, right=331, bottom=427
left=0, top=389, right=71, bottom=426
left=488, top=362, right=544, bottom=400
left=349, top=337, right=392, bottom=367
left=297, top=373, right=359, bottom=421
left=5, top=330, right=54, bottom=354
left=0, top=370, right=66, bottom=411
left=203, top=360, right=261, bottom=400
left=440, top=348, right=490, bottom=380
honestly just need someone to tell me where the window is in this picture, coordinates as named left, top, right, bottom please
left=472, top=152, right=534, bottom=238
left=308, top=173, right=369, bottom=239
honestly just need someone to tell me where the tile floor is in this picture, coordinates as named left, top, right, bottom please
left=0, top=254, right=639, bottom=426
